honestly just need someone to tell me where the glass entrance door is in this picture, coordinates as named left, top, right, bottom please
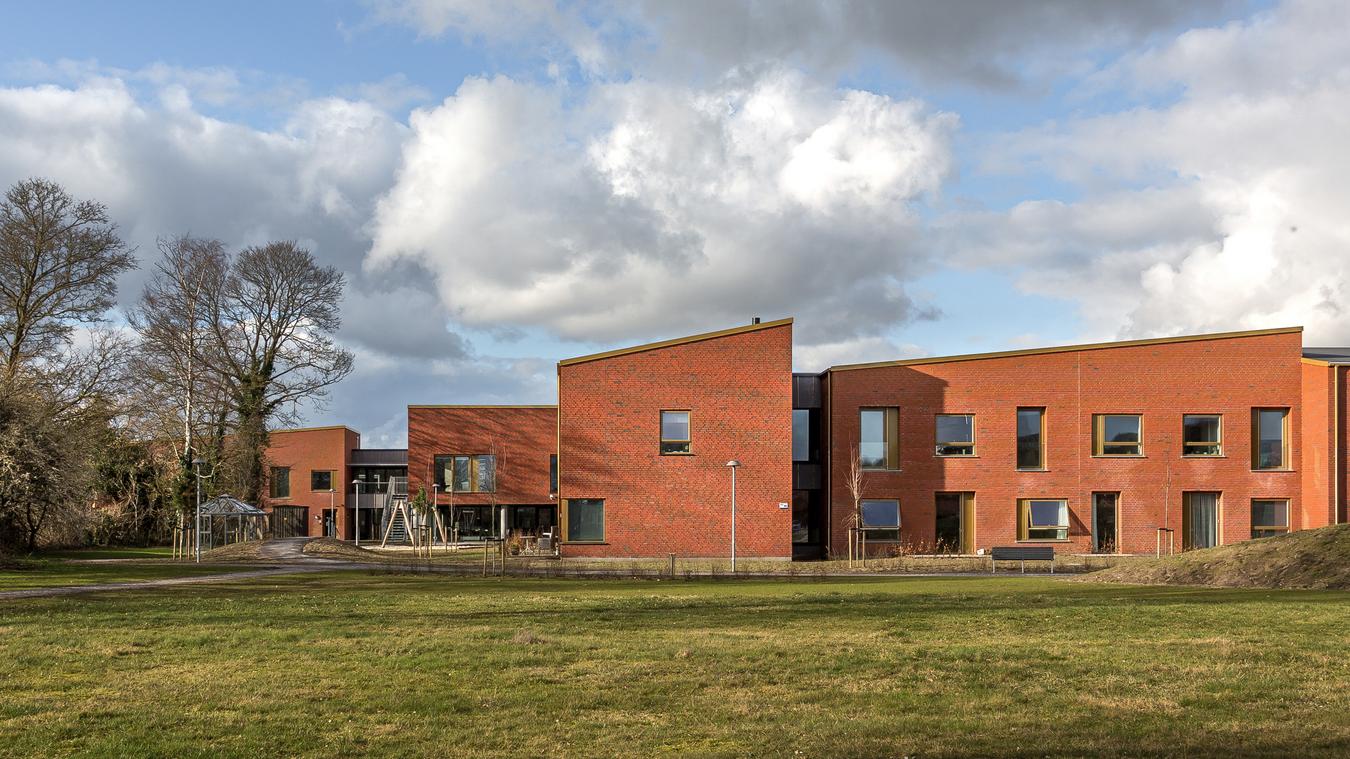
left=453, top=506, right=494, bottom=540
left=1092, top=493, right=1118, bottom=553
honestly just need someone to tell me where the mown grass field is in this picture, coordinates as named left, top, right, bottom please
left=1, top=573, right=1348, bottom=758
left=0, top=560, right=251, bottom=590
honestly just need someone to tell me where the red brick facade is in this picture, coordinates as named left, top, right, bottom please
left=407, top=405, right=558, bottom=508
left=557, top=320, right=793, bottom=558
left=825, top=329, right=1308, bottom=556
left=263, top=426, right=359, bottom=538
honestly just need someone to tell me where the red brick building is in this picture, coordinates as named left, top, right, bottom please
left=263, top=426, right=406, bottom=541
left=272, top=320, right=1350, bottom=560
left=407, top=405, right=558, bottom=541
left=556, top=318, right=793, bottom=559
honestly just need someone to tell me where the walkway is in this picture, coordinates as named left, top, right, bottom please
left=0, top=565, right=322, bottom=601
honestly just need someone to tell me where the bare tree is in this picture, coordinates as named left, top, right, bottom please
left=0, top=178, right=135, bottom=386
left=202, top=241, right=354, bottom=503
left=844, top=443, right=865, bottom=564
left=129, top=235, right=228, bottom=459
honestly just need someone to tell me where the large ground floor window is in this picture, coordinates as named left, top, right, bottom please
left=1183, top=492, right=1220, bottom=550
left=566, top=499, right=604, bottom=542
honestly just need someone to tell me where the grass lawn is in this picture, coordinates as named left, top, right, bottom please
left=1, top=574, right=1348, bottom=757
left=0, top=561, right=253, bottom=590
left=39, top=546, right=175, bottom=560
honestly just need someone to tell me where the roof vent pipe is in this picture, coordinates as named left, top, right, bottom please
left=751, top=316, right=761, bottom=324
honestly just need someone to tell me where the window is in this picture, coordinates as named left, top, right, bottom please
left=860, top=499, right=900, bottom=541
left=1017, top=408, right=1045, bottom=470
left=1183, top=492, right=1220, bottom=549
left=792, top=409, right=812, bottom=462
left=935, top=414, right=975, bottom=456
left=1252, top=408, right=1289, bottom=470
left=1250, top=499, right=1289, bottom=539
left=566, top=498, right=604, bottom=542
left=660, top=410, right=691, bottom=454
left=1183, top=414, right=1222, bottom=456
left=1018, top=499, right=1068, bottom=541
left=269, top=466, right=290, bottom=499
left=433, top=454, right=496, bottom=493
left=860, top=407, right=899, bottom=470
left=1094, top=414, right=1142, bottom=456
left=310, top=470, right=333, bottom=492
left=549, top=454, right=558, bottom=494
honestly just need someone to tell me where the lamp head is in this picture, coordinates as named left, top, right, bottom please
left=726, top=460, right=740, bottom=468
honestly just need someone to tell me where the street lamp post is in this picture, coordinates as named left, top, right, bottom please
left=726, top=460, right=740, bottom=573
left=432, top=483, right=440, bottom=549
left=352, top=479, right=363, bottom=547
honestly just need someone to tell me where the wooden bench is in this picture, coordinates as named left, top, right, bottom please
left=990, top=546, right=1056, bottom=574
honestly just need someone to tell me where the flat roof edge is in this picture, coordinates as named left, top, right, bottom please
left=558, top=317, right=793, bottom=368
left=271, top=424, right=360, bottom=435
left=829, top=326, right=1303, bottom=373
left=407, top=404, right=558, bottom=409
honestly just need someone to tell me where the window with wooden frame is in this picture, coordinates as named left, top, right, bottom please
left=566, top=498, right=604, bottom=542
left=1018, top=498, right=1069, bottom=541
left=860, top=499, right=900, bottom=541
left=660, top=410, right=691, bottom=454
left=310, top=470, right=334, bottom=492
left=1093, top=414, right=1143, bottom=456
left=935, top=414, right=975, bottom=456
left=433, top=454, right=496, bottom=493
left=269, top=466, right=290, bottom=499
left=1250, top=499, right=1289, bottom=539
left=860, top=407, right=899, bottom=470
left=549, top=454, right=558, bottom=494
left=1251, top=408, right=1289, bottom=470
left=1016, top=408, right=1045, bottom=470
left=1182, top=414, right=1222, bottom=457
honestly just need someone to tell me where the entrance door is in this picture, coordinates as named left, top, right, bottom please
left=1183, top=492, right=1220, bottom=550
left=935, top=493, right=975, bottom=554
left=271, top=506, right=308, bottom=538
left=1092, top=493, right=1118, bottom=553
left=322, top=508, right=337, bottom=538
left=453, top=506, right=494, bottom=540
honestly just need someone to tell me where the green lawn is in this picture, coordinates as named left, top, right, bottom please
left=1, top=574, right=1348, bottom=757
left=39, top=546, right=175, bottom=560
left=0, top=560, right=251, bottom=590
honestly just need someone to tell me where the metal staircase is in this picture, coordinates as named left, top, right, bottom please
left=384, top=497, right=409, bottom=544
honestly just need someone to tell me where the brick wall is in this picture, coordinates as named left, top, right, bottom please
left=407, top=406, right=557, bottom=508
left=263, top=426, right=358, bottom=538
left=1300, top=361, right=1334, bottom=529
left=825, top=330, right=1307, bottom=556
left=558, top=321, right=793, bottom=558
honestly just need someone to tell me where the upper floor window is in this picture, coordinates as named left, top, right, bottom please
left=792, top=409, right=813, bottom=462
left=1019, top=498, right=1068, bottom=541
left=1252, top=408, right=1289, bottom=470
left=1094, top=414, right=1142, bottom=457
left=1250, top=499, right=1289, bottom=539
left=860, top=407, right=899, bottom=470
left=1017, top=408, right=1045, bottom=470
left=310, top=470, right=333, bottom=492
left=269, top=466, right=290, bottom=499
left=549, top=454, right=558, bottom=493
left=434, top=454, right=496, bottom=493
left=935, top=414, right=975, bottom=457
left=1182, top=414, right=1222, bottom=457
left=660, top=410, right=691, bottom=455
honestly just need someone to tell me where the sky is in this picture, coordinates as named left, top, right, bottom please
left=3, top=0, right=1349, bottom=447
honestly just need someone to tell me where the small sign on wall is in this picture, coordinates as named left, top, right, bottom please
left=778, top=502, right=789, bottom=510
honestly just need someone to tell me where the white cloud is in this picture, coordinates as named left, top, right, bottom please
left=954, top=0, right=1350, bottom=344
left=367, top=68, right=955, bottom=346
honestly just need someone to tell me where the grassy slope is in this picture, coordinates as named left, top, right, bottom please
left=1, top=574, right=1348, bottom=757
left=1079, top=523, right=1350, bottom=590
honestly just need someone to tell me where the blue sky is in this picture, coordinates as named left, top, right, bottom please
left=2, top=0, right=1345, bottom=446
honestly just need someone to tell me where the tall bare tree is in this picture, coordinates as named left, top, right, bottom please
left=844, top=443, right=865, bottom=563
left=0, top=178, right=135, bottom=386
left=202, top=241, right=354, bottom=503
left=129, top=235, right=228, bottom=460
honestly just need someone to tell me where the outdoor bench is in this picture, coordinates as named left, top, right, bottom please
left=990, top=546, right=1056, bottom=574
